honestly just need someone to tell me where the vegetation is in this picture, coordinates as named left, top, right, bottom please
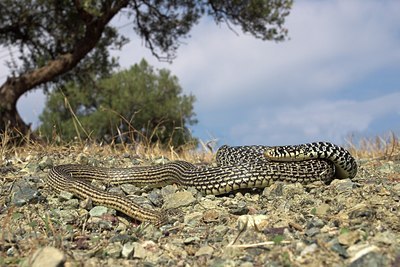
left=39, top=59, right=197, bottom=147
left=0, top=0, right=293, bottom=141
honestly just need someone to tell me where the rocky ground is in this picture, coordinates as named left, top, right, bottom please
left=0, top=142, right=399, bottom=267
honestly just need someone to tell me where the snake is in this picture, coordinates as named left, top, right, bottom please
left=46, top=142, right=357, bottom=226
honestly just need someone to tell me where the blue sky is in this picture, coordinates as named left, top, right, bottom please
left=2, top=0, right=400, bottom=146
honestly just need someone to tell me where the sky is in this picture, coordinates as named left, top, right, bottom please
left=1, top=0, right=400, bottom=146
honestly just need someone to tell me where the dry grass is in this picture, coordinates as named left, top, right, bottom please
left=346, top=131, right=399, bottom=160
left=2, top=127, right=399, bottom=166
left=0, top=129, right=215, bottom=167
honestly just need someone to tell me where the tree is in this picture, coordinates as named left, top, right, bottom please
left=0, top=0, right=293, bottom=139
left=39, top=59, right=197, bottom=147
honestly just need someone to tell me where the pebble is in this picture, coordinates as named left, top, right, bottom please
left=331, top=179, right=355, bottom=192
left=153, top=156, right=170, bottom=165
left=108, top=187, right=125, bottom=196
left=57, top=210, right=79, bottom=224
left=195, top=245, right=214, bottom=256
left=229, top=201, right=249, bottom=215
left=328, top=239, right=349, bottom=258
left=148, top=189, right=163, bottom=206
left=306, top=218, right=325, bottom=228
left=262, top=182, right=284, bottom=198
left=11, top=179, right=40, bottom=206
left=314, top=203, right=330, bottom=216
left=30, top=246, right=66, bottom=267
left=237, top=215, right=269, bottom=231
left=305, top=227, right=320, bottom=237
left=300, top=243, right=318, bottom=256
left=133, top=242, right=147, bottom=259
left=161, top=184, right=178, bottom=197
left=338, top=231, right=361, bottom=246
left=63, top=198, right=80, bottom=209
left=122, top=242, right=135, bottom=258
left=89, top=206, right=110, bottom=217
left=184, top=236, right=200, bottom=244
left=203, top=209, right=220, bottom=223
left=184, top=211, right=203, bottom=225
left=105, top=242, right=122, bottom=258
left=6, top=247, right=14, bottom=256
left=163, top=191, right=196, bottom=209
left=120, top=184, right=141, bottom=195
left=372, top=231, right=395, bottom=245
left=349, top=251, right=387, bottom=267
left=58, top=190, right=74, bottom=201
left=38, top=156, right=53, bottom=170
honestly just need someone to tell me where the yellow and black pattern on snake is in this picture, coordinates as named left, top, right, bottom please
left=46, top=142, right=357, bottom=225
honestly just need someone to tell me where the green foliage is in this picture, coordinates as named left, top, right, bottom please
left=0, top=0, right=292, bottom=78
left=0, top=0, right=126, bottom=85
left=39, top=59, right=197, bottom=147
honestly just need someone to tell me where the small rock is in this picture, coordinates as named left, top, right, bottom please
left=108, top=187, right=125, bottom=196
left=203, top=209, right=220, bottom=223
left=89, top=206, right=108, bottom=217
left=199, top=198, right=220, bottom=210
left=133, top=242, right=147, bottom=259
left=163, top=191, right=196, bottom=209
left=120, top=184, right=141, bottom=195
left=349, top=251, right=387, bottom=267
left=338, top=231, right=361, bottom=246
left=393, top=183, right=400, bottom=195
left=195, top=245, right=214, bottom=256
left=237, top=215, right=269, bottom=231
left=58, top=190, right=74, bottom=201
left=328, top=239, right=349, bottom=258
left=6, top=247, right=14, bottom=256
left=105, top=242, right=122, bottom=258
left=77, top=153, right=89, bottom=164
left=184, top=212, right=203, bottom=226
left=300, top=243, right=318, bottom=256
left=331, top=179, right=354, bottom=192
left=30, top=246, right=66, bottom=267
left=214, top=225, right=229, bottom=236
left=154, top=156, right=170, bottom=165
left=63, top=199, right=80, bottom=209
left=184, top=236, right=200, bottom=245
left=373, top=231, right=395, bottom=245
left=306, top=218, right=325, bottom=228
left=38, top=156, right=53, bottom=170
left=122, top=242, right=135, bottom=258
left=148, top=189, right=163, bottom=206
left=262, top=182, right=284, bottom=198
left=57, top=210, right=79, bottom=224
left=282, top=183, right=305, bottom=197
left=240, top=262, right=254, bottom=267
left=314, top=203, right=330, bottom=216
left=305, top=227, right=320, bottom=237
left=229, top=201, right=249, bottom=215
left=11, top=179, right=39, bottom=206
left=80, top=197, right=93, bottom=210
left=161, top=185, right=178, bottom=197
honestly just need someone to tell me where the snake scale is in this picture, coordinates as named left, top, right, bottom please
left=46, top=142, right=357, bottom=225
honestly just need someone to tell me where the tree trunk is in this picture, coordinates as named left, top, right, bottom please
left=0, top=0, right=128, bottom=140
left=0, top=78, right=31, bottom=137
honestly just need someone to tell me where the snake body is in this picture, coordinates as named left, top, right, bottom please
left=46, top=142, right=357, bottom=225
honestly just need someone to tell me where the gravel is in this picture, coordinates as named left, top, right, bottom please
left=0, top=146, right=399, bottom=266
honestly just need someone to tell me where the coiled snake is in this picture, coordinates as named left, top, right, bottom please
left=46, top=142, right=357, bottom=225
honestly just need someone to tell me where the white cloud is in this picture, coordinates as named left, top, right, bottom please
left=230, top=92, right=400, bottom=145
left=167, top=0, right=400, bottom=110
